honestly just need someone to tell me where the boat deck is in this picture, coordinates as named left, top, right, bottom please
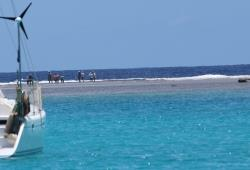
left=0, top=125, right=13, bottom=148
left=0, top=99, right=13, bottom=124
left=0, top=94, right=45, bottom=158
left=0, top=97, right=16, bottom=157
left=0, top=125, right=15, bottom=158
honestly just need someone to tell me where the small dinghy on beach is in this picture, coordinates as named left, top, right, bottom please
left=0, top=2, right=46, bottom=158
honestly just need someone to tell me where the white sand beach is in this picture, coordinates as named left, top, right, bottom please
left=0, top=78, right=249, bottom=98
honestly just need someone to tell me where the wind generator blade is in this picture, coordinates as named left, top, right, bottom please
left=19, top=2, right=32, bottom=18
left=0, top=16, right=16, bottom=21
left=20, top=22, right=28, bottom=39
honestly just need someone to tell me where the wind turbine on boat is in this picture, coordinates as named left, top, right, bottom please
left=0, top=2, right=31, bottom=89
left=0, top=2, right=46, bottom=158
left=0, top=2, right=32, bottom=119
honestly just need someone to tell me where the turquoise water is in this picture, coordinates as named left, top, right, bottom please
left=1, top=88, right=250, bottom=169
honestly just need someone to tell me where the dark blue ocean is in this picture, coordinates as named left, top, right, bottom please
left=0, top=64, right=250, bottom=82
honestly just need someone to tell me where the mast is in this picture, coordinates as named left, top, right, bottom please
left=17, top=22, right=22, bottom=89
left=0, top=2, right=31, bottom=89
left=17, top=22, right=23, bottom=117
left=0, top=3, right=32, bottom=119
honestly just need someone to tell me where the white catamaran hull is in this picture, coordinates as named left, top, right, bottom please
left=15, top=111, right=45, bottom=156
left=0, top=109, right=45, bottom=158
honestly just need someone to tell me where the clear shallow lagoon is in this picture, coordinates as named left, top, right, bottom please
left=1, top=86, right=250, bottom=169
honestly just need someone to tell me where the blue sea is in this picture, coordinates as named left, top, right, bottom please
left=0, top=65, right=250, bottom=169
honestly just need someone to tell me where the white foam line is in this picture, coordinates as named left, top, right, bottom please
left=0, top=74, right=250, bottom=86
left=145, top=75, right=250, bottom=81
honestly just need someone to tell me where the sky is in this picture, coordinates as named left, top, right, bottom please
left=0, top=0, right=250, bottom=72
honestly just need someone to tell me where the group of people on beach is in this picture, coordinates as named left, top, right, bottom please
left=47, top=70, right=96, bottom=83
left=26, top=74, right=34, bottom=85
left=77, top=71, right=96, bottom=82
left=48, top=72, right=64, bottom=83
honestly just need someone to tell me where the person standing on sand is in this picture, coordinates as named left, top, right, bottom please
left=60, top=75, right=64, bottom=83
left=89, top=72, right=93, bottom=81
left=81, top=71, right=85, bottom=82
left=93, top=71, right=96, bottom=82
left=27, top=74, right=33, bottom=85
left=48, top=72, right=52, bottom=83
left=77, top=71, right=81, bottom=82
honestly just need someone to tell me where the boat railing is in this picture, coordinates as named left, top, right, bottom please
left=24, top=82, right=43, bottom=115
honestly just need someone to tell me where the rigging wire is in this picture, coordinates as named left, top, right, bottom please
left=9, top=1, right=39, bottom=81
left=21, top=36, right=32, bottom=72
left=1, top=1, right=44, bottom=116
left=10, top=0, right=32, bottom=73
left=0, top=1, right=32, bottom=74
left=21, top=37, right=39, bottom=80
left=10, top=0, right=17, bottom=16
left=0, top=2, right=17, bottom=52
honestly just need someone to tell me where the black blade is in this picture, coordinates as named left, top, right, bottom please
left=19, top=2, right=32, bottom=18
left=0, top=16, right=16, bottom=21
left=20, top=22, right=28, bottom=39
